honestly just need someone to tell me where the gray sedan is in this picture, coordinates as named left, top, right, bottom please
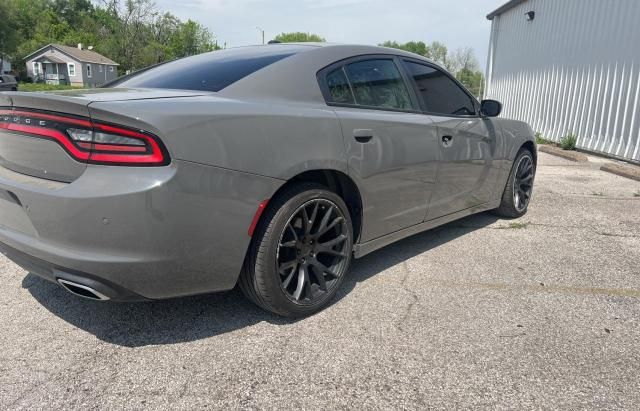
left=0, top=44, right=536, bottom=316
left=0, top=75, right=18, bottom=91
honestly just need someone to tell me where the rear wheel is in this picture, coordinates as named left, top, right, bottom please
left=493, top=148, right=535, bottom=218
left=239, top=184, right=353, bottom=317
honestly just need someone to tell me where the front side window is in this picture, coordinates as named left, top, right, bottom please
left=343, top=59, right=412, bottom=110
left=404, top=61, right=476, bottom=116
left=86, top=64, right=92, bottom=78
left=68, top=63, right=76, bottom=76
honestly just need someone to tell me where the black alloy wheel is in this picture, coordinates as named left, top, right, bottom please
left=276, top=198, right=349, bottom=302
left=493, top=148, right=536, bottom=218
left=239, top=183, right=354, bottom=317
left=513, top=154, right=534, bottom=212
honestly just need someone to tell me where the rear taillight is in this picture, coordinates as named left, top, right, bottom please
left=0, top=108, right=169, bottom=166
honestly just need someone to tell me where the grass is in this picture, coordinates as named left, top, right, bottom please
left=17, top=83, right=76, bottom=92
left=535, top=132, right=554, bottom=145
left=535, top=132, right=579, bottom=149
left=559, top=133, right=578, bottom=150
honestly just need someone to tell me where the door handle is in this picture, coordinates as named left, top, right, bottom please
left=353, top=129, right=373, bottom=143
left=441, top=135, right=453, bottom=147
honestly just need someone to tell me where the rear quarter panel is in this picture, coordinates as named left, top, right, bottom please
left=88, top=96, right=347, bottom=180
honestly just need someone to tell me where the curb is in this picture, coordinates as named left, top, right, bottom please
left=599, top=163, right=640, bottom=182
left=538, top=145, right=589, bottom=162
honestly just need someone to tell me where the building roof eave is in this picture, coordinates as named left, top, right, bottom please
left=487, top=0, right=528, bottom=20
left=34, top=55, right=67, bottom=64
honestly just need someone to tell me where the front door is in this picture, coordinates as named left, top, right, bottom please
left=319, top=57, right=440, bottom=242
left=401, top=59, right=500, bottom=220
left=426, top=115, right=500, bottom=219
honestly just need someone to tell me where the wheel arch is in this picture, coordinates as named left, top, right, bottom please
left=521, top=140, right=537, bottom=165
left=260, top=169, right=363, bottom=244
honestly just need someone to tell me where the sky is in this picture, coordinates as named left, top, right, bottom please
left=156, top=0, right=506, bottom=69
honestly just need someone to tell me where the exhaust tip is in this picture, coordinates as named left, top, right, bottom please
left=57, top=279, right=110, bottom=301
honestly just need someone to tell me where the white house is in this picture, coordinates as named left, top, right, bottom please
left=485, top=0, right=640, bottom=163
left=0, top=58, right=10, bottom=74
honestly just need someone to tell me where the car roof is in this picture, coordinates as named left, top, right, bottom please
left=269, top=42, right=437, bottom=62
left=219, top=43, right=440, bottom=104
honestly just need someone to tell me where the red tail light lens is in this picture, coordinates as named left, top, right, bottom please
left=0, top=108, right=170, bottom=166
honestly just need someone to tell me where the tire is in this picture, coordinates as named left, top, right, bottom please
left=493, top=148, right=536, bottom=218
left=239, top=183, right=353, bottom=317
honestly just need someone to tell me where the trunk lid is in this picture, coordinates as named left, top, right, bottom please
left=0, top=88, right=207, bottom=182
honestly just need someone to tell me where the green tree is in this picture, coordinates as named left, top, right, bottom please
left=51, top=0, right=94, bottom=27
left=380, top=40, right=428, bottom=56
left=457, top=68, right=485, bottom=98
left=0, top=0, right=19, bottom=71
left=101, top=0, right=157, bottom=72
left=380, top=40, right=449, bottom=67
left=273, top=32, right=325, bottom=42
left=449, top=47, right=479, bottom=73
left=169, top=19, right=217, bottom=58
left=449, top=47, right=484, bottom=97
left=380, top=39, right=486, bottom=97
left=139, top=12, right=181, bottom=65
left=425, top=41, right=448, bottom=68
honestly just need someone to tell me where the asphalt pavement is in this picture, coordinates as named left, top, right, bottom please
left=1, top=151, right=639, bottom=409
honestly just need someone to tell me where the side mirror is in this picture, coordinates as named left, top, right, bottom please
left=481, top=99, right=502, bottom=117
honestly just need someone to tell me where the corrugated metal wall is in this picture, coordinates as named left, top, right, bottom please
left=485, top=0, right=640, bottom=162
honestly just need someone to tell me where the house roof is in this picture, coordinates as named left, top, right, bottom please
left=487, top=0, right=528, bottom=20
left=24, top=44, right=119, bottom=66
left=34, top=54, right=67, bottom=64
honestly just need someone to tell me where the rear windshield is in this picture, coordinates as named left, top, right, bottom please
left=112, top=46, right=308, bottom=92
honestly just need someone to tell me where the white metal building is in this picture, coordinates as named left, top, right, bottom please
left=485, top=0, right=640, bottom=162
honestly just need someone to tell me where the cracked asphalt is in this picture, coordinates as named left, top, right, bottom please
left=1, top=151, right=640, bottom=409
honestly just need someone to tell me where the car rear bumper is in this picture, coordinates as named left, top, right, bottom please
left=0, top=160, right=283, bottom=300
left=0, top=240, right=146, bottom=301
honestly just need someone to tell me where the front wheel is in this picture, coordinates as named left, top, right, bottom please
left=239, top=184, right=353, bottom=317
left=493, top=148, right=536, bottom=218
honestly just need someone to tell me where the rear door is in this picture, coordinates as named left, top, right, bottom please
left=319, top=56, right=439, bottom=242
left=401, top=59, right=501, bottom=221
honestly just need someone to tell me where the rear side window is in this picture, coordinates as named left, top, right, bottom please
left=326, top=68, right=354, bottom=104
left=344, top=59, right=412, bottom=110
left=113, top=48, right=303, bottom=92
left=404, top=61, right=476, bottom=116
left=323, top=59, right=414, bottom=111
